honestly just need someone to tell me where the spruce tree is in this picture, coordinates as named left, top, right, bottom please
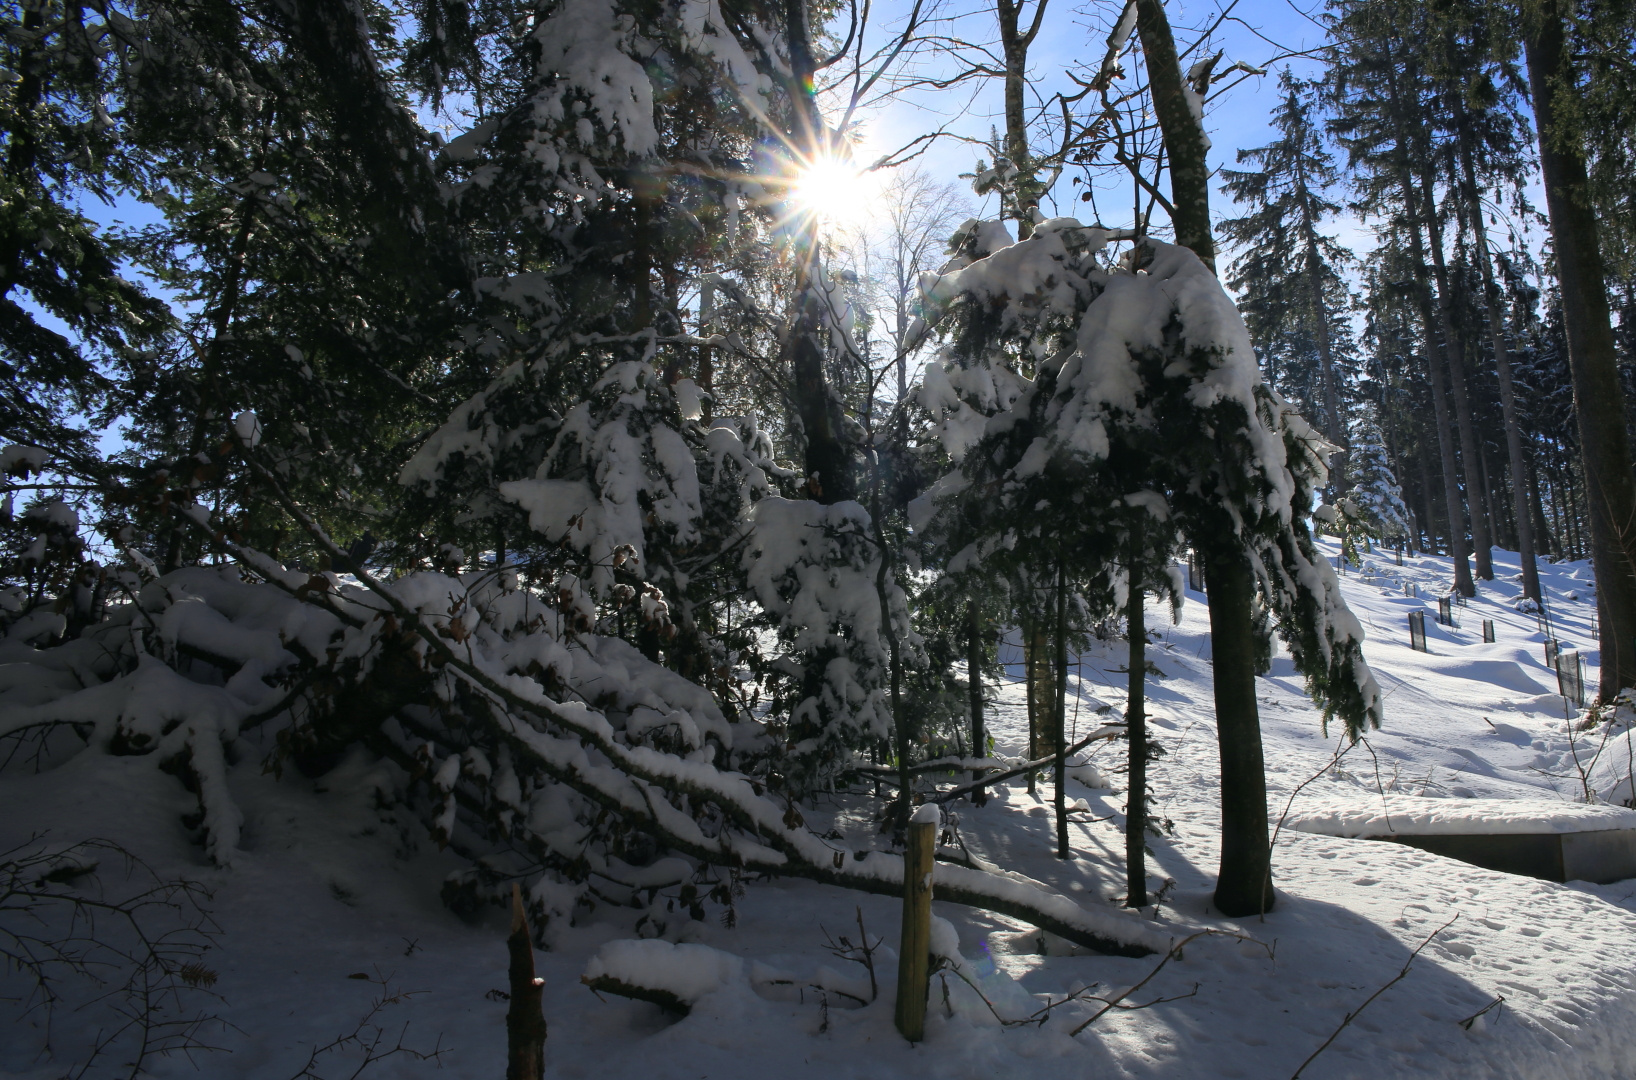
left=1328, top=0, right=1479, bottom=595
left=1220, top=71, right=1357, bottom=481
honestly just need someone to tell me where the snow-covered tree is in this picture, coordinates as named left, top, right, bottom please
left=917, top=221, right=1382, bottom=912
left=1342, top=411, right=1411, bottom=549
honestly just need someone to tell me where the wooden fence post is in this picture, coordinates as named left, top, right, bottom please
left=507, top=883, right=547, bottom=1080
left=894, top=804, right=937, bottom=1042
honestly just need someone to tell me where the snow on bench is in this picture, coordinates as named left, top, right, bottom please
left=1282, top=795, right=1636, bottom=884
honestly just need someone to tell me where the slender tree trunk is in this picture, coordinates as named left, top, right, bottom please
left=1024, top=615, right=1045, bottom=795
left=1134, top=0, right=1215, bottom=271
left=1417, top=169, right=1493, bottom=581
left=1530, top=455, right=1558, bottom=560
left=967, top=601, right=988, bottom=807
left=1403, top=215, right=1473, bottom=593
left=783, top=0, right=853, bottom=504
left=1480, top=442, right=1501, bottom=549
left=1526, top=2, right=1636, bottom=697
left=1124, top=555, right=1148, bottom=908
left=1136, top=0, right=1267, bottom=911
left=164, top=197, right=259, bottom=573
left=1537, top=454, right=1564, bottom=556
left=1053, top=558, right=1070, bottom=860
left=1205, top=547, right=1274, bottom=916
left=1568, top=463, right=1587, bottom=560
left=994, top=0, right=1048, bottom=235
left=1377, top=44, right=1473, bottom=594
left=698, top=279, right=716, bottom=422
left=1416, top=451, right=1439, bottom=554
left=867, top=453, right=910, bottom=824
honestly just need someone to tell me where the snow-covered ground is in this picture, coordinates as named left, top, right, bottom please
left=6, top=540, right=1636, bottom=1079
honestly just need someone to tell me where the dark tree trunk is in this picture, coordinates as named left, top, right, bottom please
left=967, top=601, right=988, bottom=807
left=1205, top=547, right=1274, bottom=916
left=1417, top=451, right=1440, bottom=554
left=1403, top=212, right=1474, bottom=595
left=1480, top=441, right=1501, bottom=550
left=1417, top=168, right=1493, bottom=581
left=996, top=0, right=1048, bottom=235
left=1134, top=0, right=1215, bottom=271
left=1024, top=614, right=1045, bottom=795
left=1526, top=0, right=1636, bottom=697
left=1530, top=455, right=1558, bottom=560
left=1053, top=558, right=1070, bottom=860
left=506, top=886, right=547, bottom=1080
left=1377, top=44, right=1473, bottom=594
left=1125, top=555, right=1148, bottom=908
left=698, top=279, right=716, bottom=421
left=782, top=0, right=853, bottom=504
left=1136, top=0, right=1268, bottom=911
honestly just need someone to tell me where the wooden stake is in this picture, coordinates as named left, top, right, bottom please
left=894, top=805, right=937, bottom=1042
left=507, top=883, right=547, bottom=1080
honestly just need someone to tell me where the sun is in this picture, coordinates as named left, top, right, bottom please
left=790, top=153, right=878, bottom=228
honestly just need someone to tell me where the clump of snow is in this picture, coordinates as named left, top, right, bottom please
left=233, top=410, right=262, bottom=447
left=583, top=939, right=746, bottom=1006
left=0, top=444, right=48, bottom=477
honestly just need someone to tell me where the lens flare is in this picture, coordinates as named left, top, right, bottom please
left=789, top=153, right=877, bottom=228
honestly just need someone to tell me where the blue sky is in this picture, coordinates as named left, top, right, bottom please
left=832, top=0, right=1338, bottom=235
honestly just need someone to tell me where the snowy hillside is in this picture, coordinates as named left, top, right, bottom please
left=5, top=540, right=1636, bottom=1080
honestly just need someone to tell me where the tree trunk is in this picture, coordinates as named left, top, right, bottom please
left=1530, top=455, right=1558, bottom=560
left=1136, top=0, right=1268, bottom=911
left=1053, top=558, right=1070, bottom=860
left=1024, top=615, right=1050, bottom=795
left=783, top=0, right=853, bottom=504
left=967, top=601, right=988, bottom=807
left=868, top=452, right=911, bottom=825
left=1417, top=167, right=1493, bottom=581
left=1402, top=212, right=1474, bottom=594
left=1480, top=441, right=1501, bottom=550
left=506, top=885, right=547, bottom=1080
left=1416, top=451, right=1440, bottom=554
left=1134, top=0, right=1215, bottom=272
left=1377, top=44, right=1473, bottom=594
left=1204, top=547, right=1274, bottom=916
left=995, top=0, right=1048, bottom=235
left=1125, top=554, right=1148, bottom=908
left=698, top=279, right=716, bottom=423
left=1525, top=2, right=1636, bottom=697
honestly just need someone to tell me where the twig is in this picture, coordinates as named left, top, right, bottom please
left=284, top=972, right=446, bottom=1079
left=1288, top=915, right=1460, bottom=1079
left=1070, top=930, right=1268, bottom=1036
left=0, top=837, right=227, bottom=1078
left=1263, top=736, right=1354, bottom=919
left=819, top=906, right=881, bottom=1002
left=1458, top=995, right=1505, bottom=1030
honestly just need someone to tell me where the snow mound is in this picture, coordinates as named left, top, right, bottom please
left=582, top=939, right=746, bottom=1008
left=1283, top=794, right=1636, bottom=837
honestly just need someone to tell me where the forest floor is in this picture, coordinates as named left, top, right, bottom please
left=6, top=539, right=1636, bottom=1079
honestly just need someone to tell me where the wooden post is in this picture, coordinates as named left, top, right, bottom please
left=507, top=883, right=547, bottom=1080
left=894, top=804, right=937, bottom=1042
